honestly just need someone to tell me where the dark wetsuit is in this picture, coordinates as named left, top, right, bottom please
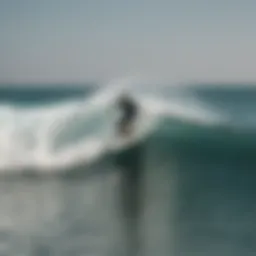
left=118, top=97, right=138, bottom=133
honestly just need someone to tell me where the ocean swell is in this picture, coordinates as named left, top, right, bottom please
left=0, top=82, right=253, bottom=176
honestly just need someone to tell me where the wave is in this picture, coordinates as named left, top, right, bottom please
left=0, top=80, right=251, bottom=175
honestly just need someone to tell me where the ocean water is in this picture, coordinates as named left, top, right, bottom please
left=0, top=81, right=255, bottom=256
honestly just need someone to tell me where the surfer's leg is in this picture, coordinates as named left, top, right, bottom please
left=118, top=118, right=130, bottom=135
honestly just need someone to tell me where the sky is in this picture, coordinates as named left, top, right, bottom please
left=1, top=0, right=256, bottom=84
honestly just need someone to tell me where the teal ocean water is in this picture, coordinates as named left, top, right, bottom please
left=0, top=81, right=255, bottom=255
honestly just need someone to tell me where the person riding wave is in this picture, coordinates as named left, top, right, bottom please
left=117, top=93, right=138, bottom=136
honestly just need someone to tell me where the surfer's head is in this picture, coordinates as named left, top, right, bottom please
left=118, top=91, right=133, bottom=104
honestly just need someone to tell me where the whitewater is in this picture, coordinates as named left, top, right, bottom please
left=0, top=79, right=225, bottom=174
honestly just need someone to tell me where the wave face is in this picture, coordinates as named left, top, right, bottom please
left=0, top=82, right=256, bottom=255
left=0, top=82, right=255, bottom=174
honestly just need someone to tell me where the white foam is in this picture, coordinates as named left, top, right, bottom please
left=0, top=82, right=225, bottom=174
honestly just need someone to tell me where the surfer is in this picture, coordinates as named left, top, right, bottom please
left=115, top=92, right=143, bottom=255
left=116, top=93, right=138, bottom=136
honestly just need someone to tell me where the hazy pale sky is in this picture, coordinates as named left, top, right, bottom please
left=1, top=0, right=256, bottom=84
